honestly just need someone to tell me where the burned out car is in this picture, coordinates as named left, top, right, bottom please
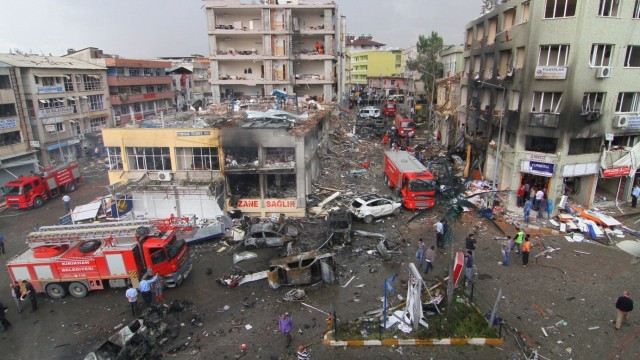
left=243, top=222, right=298, bottom=249
left=349, top=194, right=402, bottom=223
left=267, top=251, right=337, bottom=289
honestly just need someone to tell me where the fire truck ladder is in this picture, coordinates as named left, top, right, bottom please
left=27, top=220, right=154, bottom=246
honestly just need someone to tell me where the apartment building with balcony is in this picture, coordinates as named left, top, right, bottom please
left=0, top=53, right=110, bottom=167
left=65, top=48, right=175, bottom=126
left=0, top=64, right=39, bottom=184
left=204, top=0, right=343, bottom=103
left=350, top=49, right=405, bottom=94
left=460, top=0, right=640, bottom=211
left=161, top=55, right=212, bottom=109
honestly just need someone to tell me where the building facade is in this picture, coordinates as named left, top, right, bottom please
left=460, top=0, right=640, bottom=211
left=161, top=55, right=212, bottom=109
left=65, top=48, right=175, bottom=126
left=350, top=50, right=405, bottom=93
left=102, top=111, right=332, bottom=218
left=0, top=64, right=39, bottom=184
left=346, top=34, right=385, bottom=53
left=0, top=53, right=110, bottom=167
left=204, top=0, right=343, bottom=103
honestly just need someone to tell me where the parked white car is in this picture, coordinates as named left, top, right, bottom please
left=349, top=194, right=402, bottom=224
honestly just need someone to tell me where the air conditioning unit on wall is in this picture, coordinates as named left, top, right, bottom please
left=157, top=171, right=173, bottom=181
left=613, top=115, right=629, bottom=128
left=597, top=66, right=612, bottom=78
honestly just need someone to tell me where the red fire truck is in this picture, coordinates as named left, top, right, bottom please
left=4, top=162, right=82, bottom=209
left=384, top=150, right=437, bottom=209
left=394, top=113, right=416, bottom=138
left=6, top=220, right=192, bottom=299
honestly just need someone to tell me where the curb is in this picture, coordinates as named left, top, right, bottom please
left=323, top=331, right=504, bottom=347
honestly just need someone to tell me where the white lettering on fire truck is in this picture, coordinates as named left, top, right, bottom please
left=60, top=266, right=96, bottom=272
left=61, top=261, right=91, bottom=266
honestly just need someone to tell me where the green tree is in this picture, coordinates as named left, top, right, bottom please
left=407, top=32, right=444, bottom=102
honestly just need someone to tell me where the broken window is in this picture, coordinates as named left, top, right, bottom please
left=90, top=117, right=107, bottom=132
left=88, top=94, right=104, bottom=111
left=515, top=47, right=526, bottom=69
left=615, top=92, right=640, bottom=113
left=525, top=136, right=558, bottom=153
left=63, top=75, right=73, bottom=91
left=106, top=147, right=123, bottom=170
left=503, top=8, right=516, bottom=29
left=265, top=147, right=295, bottom=167
left=568, top=138, right=602, bottom=155
left=129, top=68, right=141, bottom=77
left=582, top=92, right=605, bottom=113
left=590, top=44, right=613, bottom=67
left=522, top=1, right=531, bottom=22
left=598, top=0, right=620, bottom=17
left=126, top=147, right=171, bottom=171
left=624, top=46, right=640, bottom=67
left=487, top=17, right=498, bottom=44
left=82, top=75, right=102, bottom=91
left=175, top=147, right=220, bottom=170
left=538, top=45, right=570, bottom=66
left=0, top=131, right=21, bottom=147
left=228, top=174, right=260, bottom=198
left=39, top=98, right=65, bottom=110
left=510, top=91, right=520, bottom=111
left=498, top=50, right=512, bottom=78
left=224, top=147, right=259, bottom=168
left=46, top=122, right=64, bottom=134
left=266, top=174, right=296, bottom=198
left=0, top=75, right=10, bottom=89
left=465, top=29, right=473, bottom=50
left=531, top=92, right=563, bottom=113
left=0, top=103, right=17, bottom=117
left=483, top=54, right=494, bottom=79
left=544, top=0, right=577, bottom=18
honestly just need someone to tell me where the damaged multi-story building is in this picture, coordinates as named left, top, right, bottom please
left=204, top=0, right=346, bottom=103
left=459, top=0, right=640, bottom=211
left=101, top=109, right=331, bottom=219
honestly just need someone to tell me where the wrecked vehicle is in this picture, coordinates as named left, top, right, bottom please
left=357, top=106, right=382, bottom=119
left=267, top=251, right=337, bottom=289
left=243, top=222, right=298, bottom=249
left=328, top=210, right=352, bottom=244
left=349, top=194, right=402, bottom=223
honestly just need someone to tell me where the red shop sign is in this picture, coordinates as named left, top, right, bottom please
left=602, top=166, right=631, bottom=178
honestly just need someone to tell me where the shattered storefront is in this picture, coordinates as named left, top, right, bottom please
left=223, top=112, right=330, bottom=217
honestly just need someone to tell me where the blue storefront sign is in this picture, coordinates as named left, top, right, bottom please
left=0, top=118, right=17, bottom=129
left=529, top=161, right=555, bottom=176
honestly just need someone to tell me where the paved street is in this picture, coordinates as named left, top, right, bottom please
left=0, top=142, right=639, bottom=360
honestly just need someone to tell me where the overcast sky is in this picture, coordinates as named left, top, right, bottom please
left=0, top=0, right=480, bottom=58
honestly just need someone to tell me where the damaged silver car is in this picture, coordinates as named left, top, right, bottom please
left=267, top=251, right=337, bottom=289
left=243, top=222, right=299, bottom=249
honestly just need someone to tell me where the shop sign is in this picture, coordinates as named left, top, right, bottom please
left=233, top=199, right=297, bottom=209
left=602, top=166, right=631, bottom=178
left=0, top=117, right=17, bottom=129
left=39, top=106, right=73, bottom=118
left=38, top=86, right=64, bottom=94
left=562, top=163, right=599, bottom=177
left=177, top=131, right=211, bottom=136
left=534, top=66, right=567, bottom=80
left=627, top=115, right=640, bottom=129
left=521, top=160, right=555, bottom=177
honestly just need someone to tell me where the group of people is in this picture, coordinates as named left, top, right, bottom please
left=2, top=280, right=38, bottom=332
left=415, top=219, right=448, bottom=275
left=518, top=183, right=551, bottom=223
left=278, top=312, right=311, bottom=359
left=502, top=229, right=532, bottom=268
left=125, top=272, right=164, bottom=317
left=383, top=131, right=414, bottom=153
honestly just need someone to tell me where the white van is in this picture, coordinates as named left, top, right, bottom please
left=357, top=107, right=382, bottom=119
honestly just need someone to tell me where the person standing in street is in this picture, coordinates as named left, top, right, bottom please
left=10, top=282, right=22, bottom=313
left=522, top=237, right=531, bottom=268
left=154, top=273, right=165, bottom=303
left=278, top=313, right=293, bottom=349
left=62, top=194, right=71, bottom=213
left=424, top=246, right=436, bottom=274
left=435, top=219, right=445, bottom=248
left=615, top=291, right=633, bottom=330
left=517, top=186, right=525, bottom=207
left=524, top=198, right=532, bottom=223
left=125, top=283, right=139, bottom=317
left=0, top=233, right=5, bottom=255
left=538, top=194, right=548, bottom=220
left=632, top=185, right=640, bottom=208
left=513, top=230, right=524, bottom=255
left=523, top=182, right=531, bottom=202
left=465, top=250, right=474, bottom=283
left=416, top=239, right=426, bottom=268
left=138, top=273, right=158, bottom=307
left=465, top=234, right=476, bottom=251
left=0, top=302, right=11, bottom=332
left=535, top=188, right=544, bottom=211
left=22, top=280, right=37, bottom=312
left=297, top=345, right=310, bottom=360
left=503, top=236, right=513, bottom=266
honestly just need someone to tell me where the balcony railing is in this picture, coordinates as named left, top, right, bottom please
left=529, top=112, right=560, bottom=128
